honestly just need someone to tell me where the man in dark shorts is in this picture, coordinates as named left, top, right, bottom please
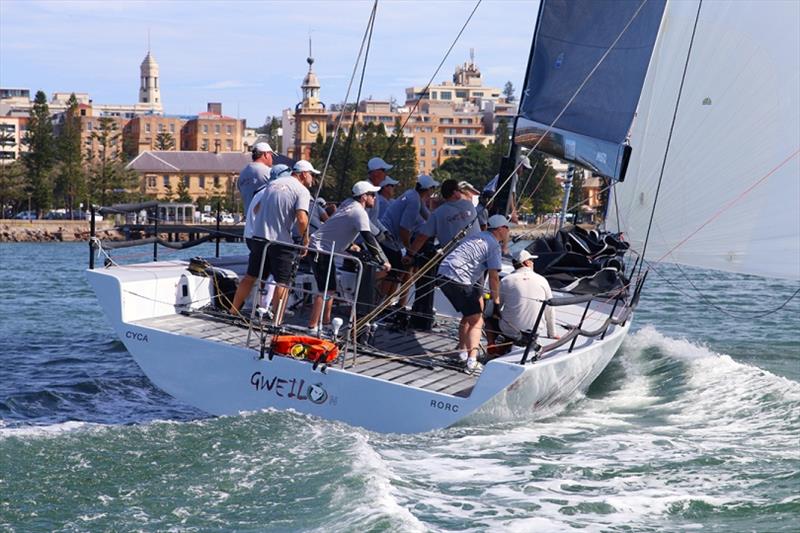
left=230, top=160, right=318, bottom=324
left=437, top=214, right=509, bottom=372
left=307, top=181, right=391, bottom=331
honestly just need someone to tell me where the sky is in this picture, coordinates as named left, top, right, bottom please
left=0, top=0, right=540, bottom=127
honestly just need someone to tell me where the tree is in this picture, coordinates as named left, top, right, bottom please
left=491, top=119, right=511, bottom=172
left=256, top=116, right=282, bottom=153
left=161, top=181, right=175, bottom=202
left=86, top=117, right=137, bottom=205
left=176, top=177, right=192, bottom=203
left=155, top=132, right=175, bottom=151
left=527, top=155, right=562, bottom=217
left=503, top=81, right=515, bottom=103
left=436, top=142, right=493, bottom=188
left=55, top=93, right=86, bottom=216
left=0, top=160, right=27, bottom=216
left=22, top=90, right=56, bottom=213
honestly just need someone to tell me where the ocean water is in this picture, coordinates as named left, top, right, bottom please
left=1, top=242, right=798, bottom=532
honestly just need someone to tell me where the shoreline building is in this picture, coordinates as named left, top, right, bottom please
left=284, top=51, right=516, bottom=173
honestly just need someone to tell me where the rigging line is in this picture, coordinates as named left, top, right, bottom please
left=514, top=162, right=539, bottom=213
left=654, top=146, right=800, bottom=264
left=382, top=0, right=482, bottom=158
left=613, top=181, right=621, bottom=233
left=637, top=0, right=703, bottom=279
left=311, top=0, right=378, bottom=208
left=642, top=258, right=800, bottom=319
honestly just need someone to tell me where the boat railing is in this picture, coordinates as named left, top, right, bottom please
left=518, top=277, right=645, bottom=365
left=247, top=239, right=365, bottom=367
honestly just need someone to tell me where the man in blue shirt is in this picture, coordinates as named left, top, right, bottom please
left=437, top=214, right=510, bottom=373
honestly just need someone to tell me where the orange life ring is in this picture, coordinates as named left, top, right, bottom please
left=271, top=335, right=339, bottom=364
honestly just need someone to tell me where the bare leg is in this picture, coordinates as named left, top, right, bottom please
left=271, top=285, right=290, bottom=325
left=309, top=294, right=324, bottom=329
left=322, top=291, right=334, bottom=325
left=230, top=274, right=256, bottom=314
left=464, top=313, right=484, bottom=360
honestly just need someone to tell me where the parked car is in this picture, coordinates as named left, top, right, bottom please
left=14, top=211, right=37, bottom=220
left=199, top=213, right=217, bottom=224
left=220, top=213, right=235, bottom=224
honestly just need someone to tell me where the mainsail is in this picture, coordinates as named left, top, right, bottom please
left=515, top=0, right=666, bottom=180
left=610, top=0, right=800, bottom=280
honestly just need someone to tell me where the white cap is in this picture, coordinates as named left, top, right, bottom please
left=293, top=160, right=321, bottom=175
left=518, top=154, right=532, bottom=169
left=367, top=157, right=393, bottom=172
left=487, top=214, right=511, bottom=229
left=253, top=142, right=274, bottom=154
left=315, top=197, right=326, bottom=206
left=352, top=180, right=382, bottom=196
left=512, top=249, right=538, bottom=263
left=379, top=176, right=399, bottom=187
left=416, top=174, right=439, bottom=189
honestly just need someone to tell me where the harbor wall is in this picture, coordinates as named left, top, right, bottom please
left=0, top=220, right=123, bottom=242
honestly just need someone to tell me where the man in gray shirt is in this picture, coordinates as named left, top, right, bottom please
left=437, top=214, right=510, bottom=373
left=237, top=141, right=274, bottom=214
left=230, top=159, right=317, bottom=325
left=307, top=181, right=390, bottom=330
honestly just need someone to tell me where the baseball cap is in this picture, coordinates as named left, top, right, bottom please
left=416, top=174, right=440, bottom=189
left=367, top=157, right=393, bottom=172
left=315, top=197, right=326, bottom=206
left=487, top=214, right=511, bottom=229
left=352, top=180, right=382, bottom=196
left=458, top=181, right=480, bottom=194
left=270, top=164, right=291, bottom=180
left=379, top=176, right=399, bottom=187
left=293, top=160, right=321, bottom=175
left=512, top=249, right=538, bottom=263
left=253, top=141, right=274, bottom=154
left=518, top=154, right=532, bottom=169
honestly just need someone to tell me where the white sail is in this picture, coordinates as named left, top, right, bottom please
left=611, top=0, right=800, bottom=280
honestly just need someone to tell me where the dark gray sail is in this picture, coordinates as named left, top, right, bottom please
left=516, top=0, right=666, bottom=180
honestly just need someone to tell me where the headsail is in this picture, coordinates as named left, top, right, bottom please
left=515, top=0, right=667, bottom=180
left=610, top=0, right=800, bottom=280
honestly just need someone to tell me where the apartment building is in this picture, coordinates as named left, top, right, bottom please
left=181, top=103, right=244, bottom=153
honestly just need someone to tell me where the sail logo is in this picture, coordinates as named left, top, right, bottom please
left=250, top=371, right=330, bottom=405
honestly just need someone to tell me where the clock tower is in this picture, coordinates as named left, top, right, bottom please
left=292, top=40, right=327, bottom=160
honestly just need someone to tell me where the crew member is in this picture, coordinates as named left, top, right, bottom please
left=402, top=179, right=479, bottom=328
left=437, top=214, right=510, bottom=372
left=379, top=174, right=439, bottom=305
left=230, top=160, right=318, bottom=324
left=377, top=175, right=399, bottom=214
left=307, top=181, right=391, bottom=330
left=497, top=249, right=557, bottom=341
left=237, top=142, right=273, bottom=214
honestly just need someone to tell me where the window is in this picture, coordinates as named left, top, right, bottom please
left=459, top=118, right=471, bottom=124
left=419, top=137, right=425, bottom=145
left=431, top=138, right=437, bottom=146
left=226, top=139, right=233, bottom=150
left=215, top=125, right=221, bottom=134
left=473, top=91, right=484, bottom=97
left=199, top=176, right=206, bottom=188
left=456, top=91, right=467, bottom=99
left=158, top=123, right=164, bottom=133
left=440, top=91, right=452, bottom=100
left=420, top=148, right=426, bottom=157
left=440, top=118, right=453, bottom=124
left=182, top=175, right=190, bottom=187
left=226, top=125, right=232, bottom=135
left=147, top=176, right=156, bottom=187
left=213, top=175, right=220, bottom=187
left=431, top=92, right=438, bottom=100
left=87, top=122, right=93, bottom=131
left=145, top=123, right=151, bottom=133
left=163, top=175, right=170, bottom=187
left=202, top=125, right=208, bottom=134
left=201, top=139, right=208, bottom=150
left=432, top=148, right=437, bottom=157
left=169, top=124, right=175, bottom=133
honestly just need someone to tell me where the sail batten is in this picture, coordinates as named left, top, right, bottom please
left=611, top=0, right=800, bottom=281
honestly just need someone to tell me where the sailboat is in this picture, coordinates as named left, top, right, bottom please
left=86, top=0, right=798, bottom=434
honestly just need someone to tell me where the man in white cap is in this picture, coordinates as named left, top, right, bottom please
left=307, top=181, right=391, bottom=331
left=238, top=141, right=274, bottom=214
left=364, top=156, right=393, bottom=232
left=377, top=175, right=399, bottom=215
left=485, top=249, right=558, bottom=355
left=230, top=159, right=318, bottom=324
left=437, top=214, right=510, bottom=373
left=498, top=249, right=557, bottom=341
left=379, top=174, right=439, bottom=305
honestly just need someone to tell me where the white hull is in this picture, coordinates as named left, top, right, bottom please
left=87, top=260, right=630, bottom=434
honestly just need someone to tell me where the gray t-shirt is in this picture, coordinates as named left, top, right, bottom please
left=380, top=189, right=428, bottom=239
left=238, top=162, right=271, bottom=214
left=437, top=231, right=503, bottom=285
left=419, top=199, right=479, bottom=245
left=252, top=176, right=311, bottom=243
left=310, top=201, right=371, bottom=254
left=476, top=203, right=489, bottom=228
